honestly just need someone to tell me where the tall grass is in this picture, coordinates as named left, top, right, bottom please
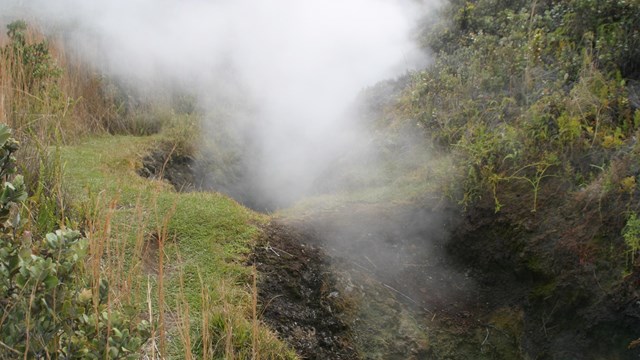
left=0, top=23, right=114, bottom=142
left=70, top=183, right=297, bottom=359
left=0, top=21, right=299, bottom=359
left=0, top=21, right=173, bottom=233
left=0, top=22, right=107, bottom=233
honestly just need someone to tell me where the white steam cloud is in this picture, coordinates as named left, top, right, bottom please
left=2, top=0, right=440, bottom=209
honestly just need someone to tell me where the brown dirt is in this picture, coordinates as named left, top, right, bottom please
left=138, top=147, right=198, bottom=192
left=249, top=222, right=358, bottom=360
left=286, top=203, right=474, bottom=314
left=141, top=232, right=160, bottom=275
left=250, top=203, right=497, bottom=359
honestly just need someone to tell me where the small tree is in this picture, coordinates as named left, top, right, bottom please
left=4, top=20, right=62, bottom=93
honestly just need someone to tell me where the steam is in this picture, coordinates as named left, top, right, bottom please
left=2, top=0, right=440, bottom=209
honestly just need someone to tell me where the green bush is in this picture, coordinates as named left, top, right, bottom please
left=399, top=0, right=640, bottom=210
left=0, top=124, right=149, bottom=358
left=4, top=20, right=62, bottom=93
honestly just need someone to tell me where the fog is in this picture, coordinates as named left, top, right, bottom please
left=3, top=3, right=478, bottom=349
left=2, top=0, right=440, bottom=210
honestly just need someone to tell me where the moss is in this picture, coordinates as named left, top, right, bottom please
left=483, top=307, right=524, bottom=358
left=526, top=254, right=550, bottom=274
left=530, top=278, right=559, bottom=300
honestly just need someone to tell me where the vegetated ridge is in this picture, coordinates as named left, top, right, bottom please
left=379, top=0, right=640, bottom=358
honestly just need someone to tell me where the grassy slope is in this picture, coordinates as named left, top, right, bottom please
left=60, top=134, right=297, bottom=359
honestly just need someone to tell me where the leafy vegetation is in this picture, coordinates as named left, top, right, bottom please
left=623, top=212, right=640, bottom=267
left=0, top=125, right=149, bottom=358
left=1, top=20, right=297, bottom=359
left=2, top=0, right=640, bottom=357
left=402, top=0, right=640, bottom=210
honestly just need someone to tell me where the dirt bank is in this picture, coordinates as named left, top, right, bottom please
left=251, top=195, right=640, bottom=359
left=138, top=145, right=640, bottom=359
left=448, top=178, right=640, bottom=360
left=249, top=222, right=357, bottom=359
left=259, top=203, right=512, bottom=359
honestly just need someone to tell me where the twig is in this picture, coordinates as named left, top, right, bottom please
left=159, top=144, right=178, bottom=180
left=264, top=243, right=294, bottom=257
left=271, top=246, right=293, bottom=257
left=363, top=255, right=377, bottom=269
left=0, top=340, right=20, bottom=355
left=481, top=327, right=490, bottom=346
left=352, top=261, right=372, bottom=273
left=349, top=258, right=435, bottom=314
left=382, top=283, right=434, bottom=315
left=147, top=276, right=156, bottom=360
left=383, top=283, right=418, bottom=305
left=260, top=295, right=284, bottom=318
left=265, top=244, right=280, bottom=257
left=593, top=268, right=606, bottom=294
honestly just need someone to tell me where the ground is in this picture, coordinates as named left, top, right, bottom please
left=250, top=221, right=357, bottom=359
left=138, top=139, right=640, bottom=359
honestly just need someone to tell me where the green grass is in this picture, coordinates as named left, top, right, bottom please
left=280, top=153, right=455, bottom=219
left=60, top=134, right=297, bottom=359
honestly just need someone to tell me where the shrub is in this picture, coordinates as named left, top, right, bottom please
left=0, top=124, right=149, bottom=358
left=400, top=0, right=640, bottom=211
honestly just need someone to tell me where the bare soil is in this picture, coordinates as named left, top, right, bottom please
left=138, top=147, right=198, bottom=192
left=252, top=203, right=494, bottom=359
left=249, top=222, right=358, bottom=359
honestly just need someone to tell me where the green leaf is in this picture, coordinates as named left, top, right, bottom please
left=0, top=125, right=12, bottom=147
left=44, top=274, right=59, bottom=290
left=46, top=232, right=59, bottom=248
left=18, top=247, right=31, bottom=261
left=15, top=273, right=27, bottom=287
left=109, top=346, right=119, bottom=357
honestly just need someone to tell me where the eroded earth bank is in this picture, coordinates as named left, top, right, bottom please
left=141, top=147, right=640, bottom=360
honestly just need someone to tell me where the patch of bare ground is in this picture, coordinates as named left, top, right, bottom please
left=141, top=232, right=161, bottom=275
left=249, top=222, right=358, bottom=359
left=251, top=202, right=495, bottom=359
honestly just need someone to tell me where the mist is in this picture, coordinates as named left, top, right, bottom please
left=2, top=0, right=440, bottom=210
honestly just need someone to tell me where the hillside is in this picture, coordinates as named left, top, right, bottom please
left=377, top=0, right=640, bottom=357
left=0, top=0, right=639, bottom=359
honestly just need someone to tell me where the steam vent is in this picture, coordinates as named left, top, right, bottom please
left=2, top=0, right=640, bottom=358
